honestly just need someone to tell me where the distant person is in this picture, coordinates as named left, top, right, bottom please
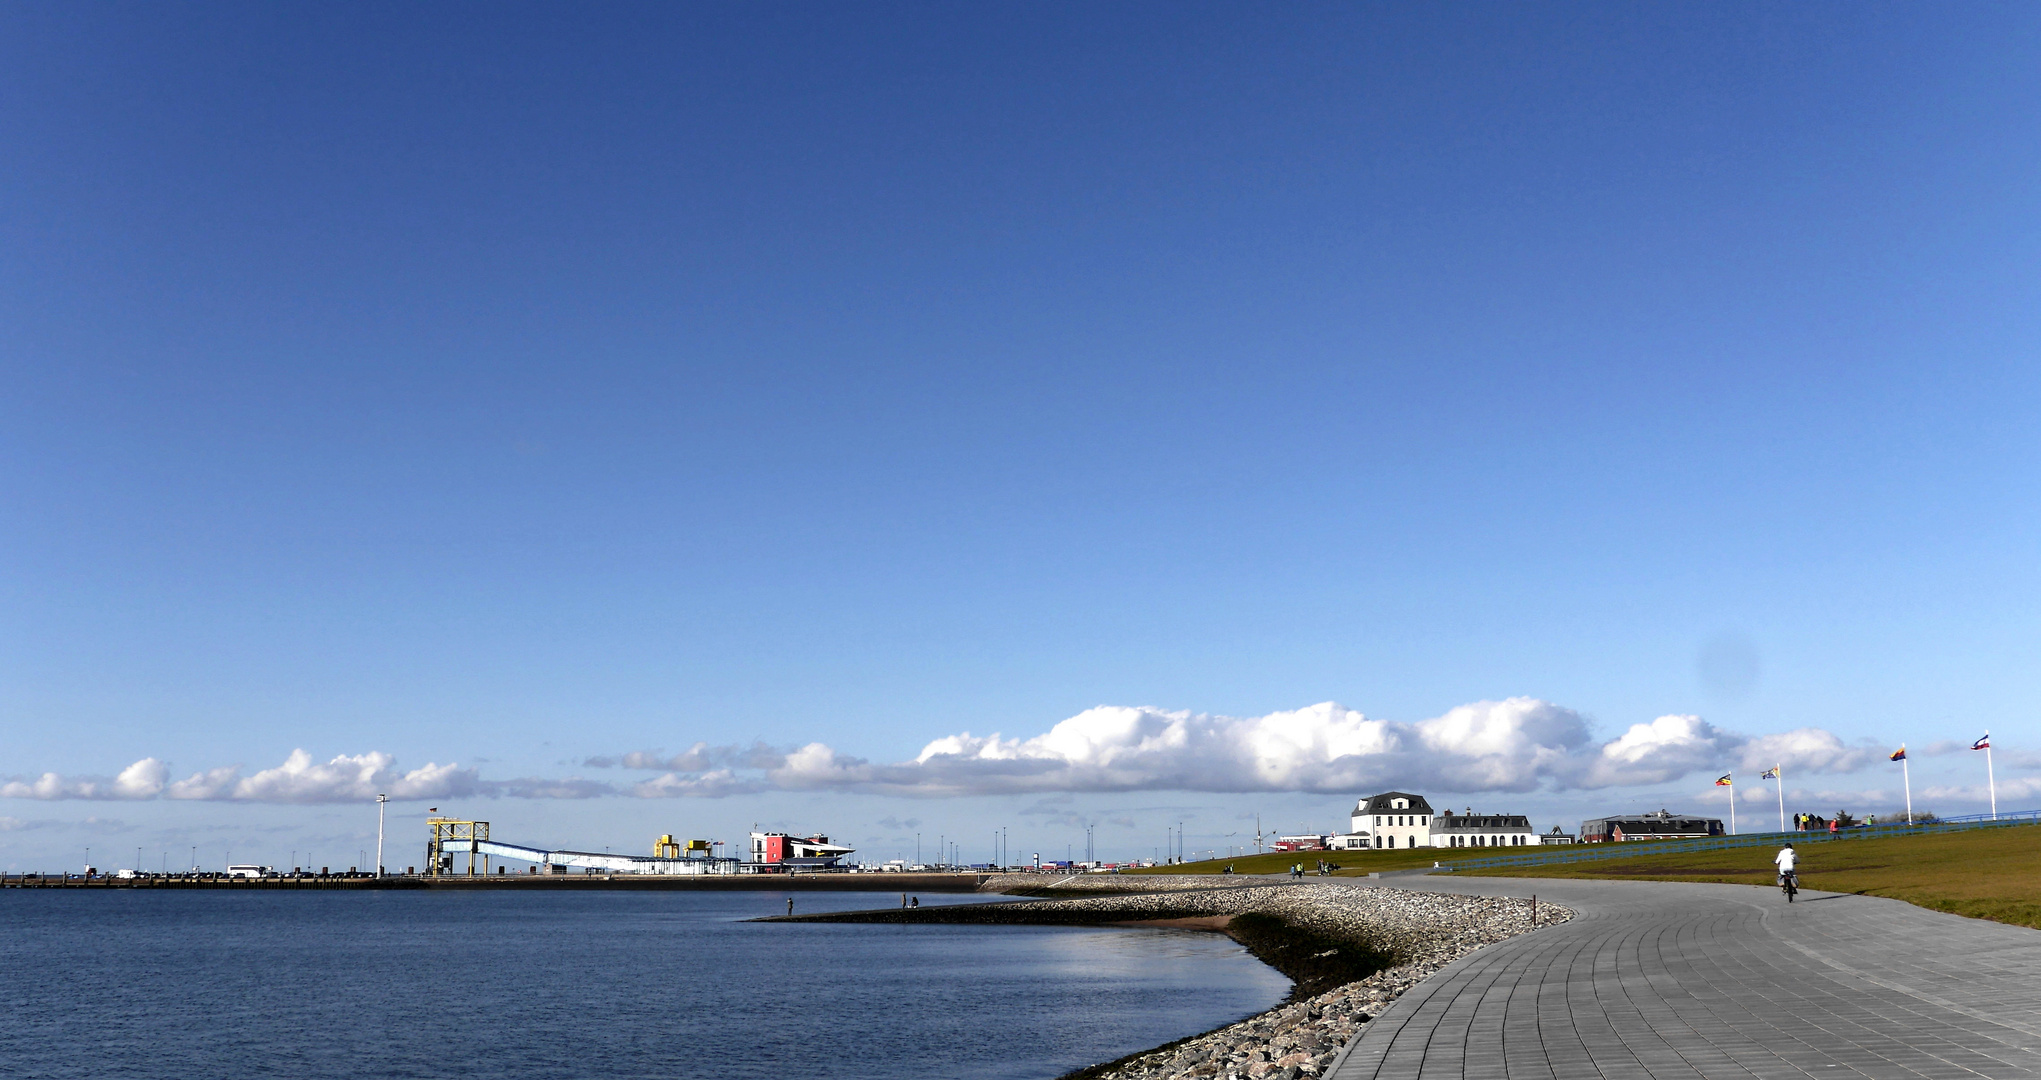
left=910, top=896, right=919, bottom=908
left=1774, top=843, right=1798, bottom=900
left=1829, top=818, right=1839, bottom=835
left=786, top=897, right=794, bottom=916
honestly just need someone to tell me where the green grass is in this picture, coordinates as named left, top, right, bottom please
left=1479, top=823, right=2041, bottom=930
left=1119, top=845, right=1516, bottom=877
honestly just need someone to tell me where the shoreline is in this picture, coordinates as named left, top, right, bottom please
left=771, top=876, right=1571, bottom=1080
left=1, top=871, right=997, bottom=892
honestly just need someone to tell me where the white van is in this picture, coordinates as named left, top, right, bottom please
left=226, top=864, right=272, bottom=879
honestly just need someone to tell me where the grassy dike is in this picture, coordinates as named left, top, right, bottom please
left=1119, top=846, right=1520, bottom=877
left=1477, top=823, right=2041, bottom=930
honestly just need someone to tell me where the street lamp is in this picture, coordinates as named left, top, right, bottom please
left=376, top=794, right=387, bottom=877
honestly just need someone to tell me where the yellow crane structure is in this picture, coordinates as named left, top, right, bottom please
left=652, top=835, right=716, bottom=859
left=426, top=817, right=491, bottom=876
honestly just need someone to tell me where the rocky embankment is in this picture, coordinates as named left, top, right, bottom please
left=775, top=877, right=1569, bottom=1080
left=974, top=872, right=1274, bottom=895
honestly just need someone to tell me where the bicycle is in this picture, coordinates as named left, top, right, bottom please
left=1779, top=869, right=1798, bottom=902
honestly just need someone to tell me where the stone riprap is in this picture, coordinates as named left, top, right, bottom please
left=1051, top=885, right=1569, bottom=1080
left=1102, top=964, right=1422, bottom=1080
left=975, top=872, right=1276, bottom=894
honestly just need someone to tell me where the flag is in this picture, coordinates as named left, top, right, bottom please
left=1760, top=766, right=1778, bottom=779
left=1889, top=747, right=1906, bottom=762
left=1972, top=735, right=1991, bottom=751
left=1714, top=773, right=1732, bottom=786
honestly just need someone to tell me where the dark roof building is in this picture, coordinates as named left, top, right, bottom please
left=1353, top=792, right=1434, bottom=816
left=1580, top=809, right=1724, bottom=843
left=1431, top=811, right=1532, bottom=834
left=1430, top=809, right=1539, bottom=849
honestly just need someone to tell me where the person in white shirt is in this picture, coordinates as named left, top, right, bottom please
left=1774, top=843, right=1798, bottom=897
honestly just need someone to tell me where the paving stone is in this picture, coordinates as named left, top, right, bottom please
left=1330, top=878, right=2041, bottom=1080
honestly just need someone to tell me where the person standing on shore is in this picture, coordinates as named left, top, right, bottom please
left=786, top=897, right=794, bottom=916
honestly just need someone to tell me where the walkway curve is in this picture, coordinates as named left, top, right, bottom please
left=1329, top=876, right=2041, bottom=1080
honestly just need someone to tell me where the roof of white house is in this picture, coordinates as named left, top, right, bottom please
left=1353, top=791, right=1434, bottom=815
left=1432, top=812, right=1532, bottom=831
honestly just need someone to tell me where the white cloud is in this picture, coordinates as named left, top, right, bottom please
left=200, top=750, right=482, bottom=804
left=758, top=699, right=1749, bottom=797
left=1921, top=777, right=2041, bottom=804
left=166, top=766, right=241, bottom=800
left=0, top=758, right=167, bottom=800
left=7, top=751, right=484, bottom=804
left=3, top=700, right=1905, bottom=804
left=1733, top=728, right=1880, bottom=776
left=632, top=769, right=763, bottom=798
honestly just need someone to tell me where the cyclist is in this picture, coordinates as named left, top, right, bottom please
left=1774, top=843, right=1798, bottom=902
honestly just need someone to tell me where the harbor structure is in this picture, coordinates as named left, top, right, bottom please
left=423, top=817, right=755, bottom=874
left=748, top=831, right=856, bottom=869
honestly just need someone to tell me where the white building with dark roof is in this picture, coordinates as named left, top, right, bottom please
left=1332, top=791, right=1434, bottom=851
left=1428, top=809, right=1539, bottom=849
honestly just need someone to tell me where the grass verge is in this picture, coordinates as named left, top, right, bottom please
left=1477, top=823, right=2041, bottom=930
left=1118, top=846, right=1515, bottom=878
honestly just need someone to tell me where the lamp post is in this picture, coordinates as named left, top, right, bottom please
left=375, top=794, right=388, bottom=877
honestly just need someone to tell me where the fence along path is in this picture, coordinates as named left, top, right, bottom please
left=1329, top=876, right=2041, bottom=1080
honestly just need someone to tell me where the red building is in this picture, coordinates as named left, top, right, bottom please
left=748, top=831, right=855, bottom=868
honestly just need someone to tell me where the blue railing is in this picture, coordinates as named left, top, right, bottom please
left=1442, top=808, right=2041, bottom=871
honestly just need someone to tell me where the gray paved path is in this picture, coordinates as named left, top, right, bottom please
left=1330, top=877, right=2041, bottom=1080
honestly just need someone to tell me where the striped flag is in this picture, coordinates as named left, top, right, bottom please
left=1972, top=735, right=1991, bottom=751
left=1760, top=766, right=1779, bottom=779
left=1889, top=747, right=1907, bottom=762
left=1714, top=773, right=1732, bottom=786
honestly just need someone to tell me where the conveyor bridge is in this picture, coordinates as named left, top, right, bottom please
left=426, top=819, right=742, bottom=876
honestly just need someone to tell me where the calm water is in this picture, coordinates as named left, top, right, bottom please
left=1, top=889, right=1288, bottom=1079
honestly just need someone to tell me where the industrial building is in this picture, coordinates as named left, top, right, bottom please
left=1579, top=809, right=1724, bottom=843
left=418, top=818, right=856, bottom=875
left=747, top=831, right=855, bottom=869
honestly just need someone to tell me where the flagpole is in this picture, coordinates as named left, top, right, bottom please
left=1986, top=737, right=1996, bottom=821
left=1774, top=765, right=1785, bottom=833
left=1728, top=774, right=1736, bottom=835
left=1902, top=753, right=1913, bottom=824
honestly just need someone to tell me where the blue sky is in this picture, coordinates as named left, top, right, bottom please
left=4, top=4, right=2038, bottom=870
